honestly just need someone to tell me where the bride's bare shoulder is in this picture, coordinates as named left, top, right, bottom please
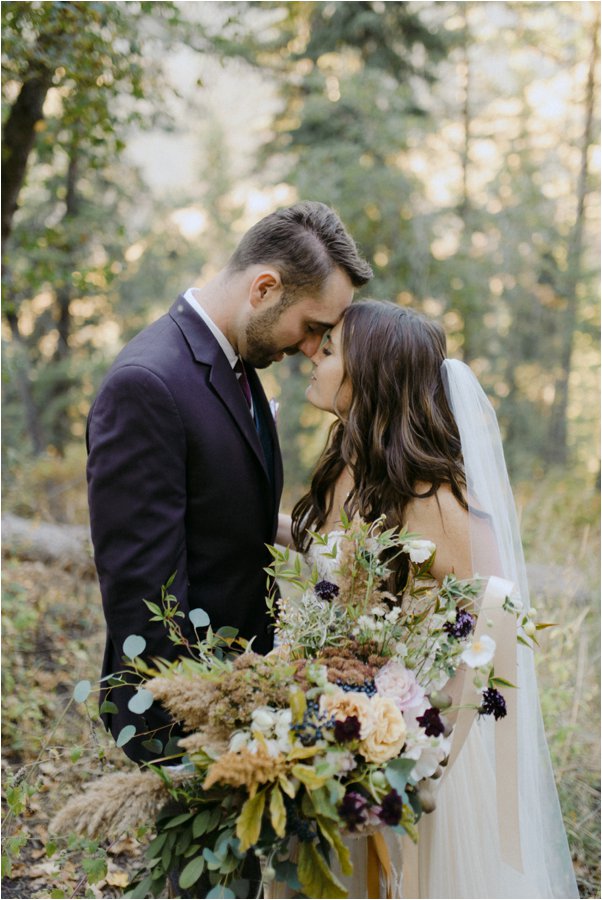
left=405, top=482, right=472, bottom=580
left=408, top=482, right=468, bottom=527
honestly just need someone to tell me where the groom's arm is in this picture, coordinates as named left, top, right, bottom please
left=87, top=364, right=195, bottom=664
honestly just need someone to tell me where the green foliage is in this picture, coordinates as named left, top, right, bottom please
left=1, top=1, right=214, bottom=456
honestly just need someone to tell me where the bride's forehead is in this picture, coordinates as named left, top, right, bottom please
left=330, top=320, right=344, bottom=342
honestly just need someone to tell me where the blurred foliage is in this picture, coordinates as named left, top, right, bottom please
left=1, top=0, right=599, bottom=488
left=247, top=0, right=600, bottom=484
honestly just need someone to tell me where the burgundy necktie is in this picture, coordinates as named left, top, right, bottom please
left=233, top=358, right=252, bottom=410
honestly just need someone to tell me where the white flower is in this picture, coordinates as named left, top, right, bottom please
left=524, top=620, right=536, bottom=638
left=274, top=709, right=292, bottom=741
left=385, top=608, right=401, bottom=624
left=252, top=707, right=277, bottom=731
left=229, top=731, right=250, bottom=752
left=357, top=615, right=373, bottom=629
left=247, top=738, right=282, bottom=758
left=460, top=634, right=496, bottom=668
left=323, top=749, right=357, bottom=773
left=370, top=605, right=386, bottom=617
left=407, top=736, right=451, bottom=781
left=403, top=539, right=436, bottom=564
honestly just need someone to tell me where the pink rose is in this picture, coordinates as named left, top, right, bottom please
left=375, top=661, right=425, bottom=713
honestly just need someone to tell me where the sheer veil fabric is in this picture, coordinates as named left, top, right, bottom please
left=410, top=359, right=578, bottom=899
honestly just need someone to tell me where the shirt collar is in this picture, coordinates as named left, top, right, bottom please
left=183, top=287, right=238, bottom=369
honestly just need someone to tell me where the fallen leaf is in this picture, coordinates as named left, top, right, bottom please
left=106, top=869, right=130, bottom=887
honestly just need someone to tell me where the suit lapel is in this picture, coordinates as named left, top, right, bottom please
left=248, top=366, right=284, bottom=499
left=169, top=297, right=269, bottom=479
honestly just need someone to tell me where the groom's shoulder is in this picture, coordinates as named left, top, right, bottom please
left=110, top=301, right=190, bottom=375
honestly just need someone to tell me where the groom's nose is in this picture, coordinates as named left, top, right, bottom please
left=297, top=333, right=322, bottom=358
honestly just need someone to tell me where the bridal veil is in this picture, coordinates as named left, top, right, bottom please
left=410, top=360, right=578, bottom=899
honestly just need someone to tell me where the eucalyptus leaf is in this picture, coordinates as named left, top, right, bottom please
left=73, top=680, right=92, bottom=703
left=386, top=757, right=416, bottom=792
left=123, top=634, right=146, bottom=659
left=216, top=626, right=238, bottom=639
left=189, top=607, right=210, bottom=628
left=206, top=887, right=236, bottom=899
left=127, top=688, right=155, bottom=714
left=99, top=700, right=119, bottom=715
left=202, top=847, right=222, bottom=870
left=141, top=738, right=164, bottom=754
left=116, top=724, right=136, bottom=747
left=164, top=735, right=184, bottom=758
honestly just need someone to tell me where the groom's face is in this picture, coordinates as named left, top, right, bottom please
left=243, top=266, right=354, bottom=369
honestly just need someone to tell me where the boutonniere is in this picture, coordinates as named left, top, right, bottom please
left=269, top=398, right=280, bottom=424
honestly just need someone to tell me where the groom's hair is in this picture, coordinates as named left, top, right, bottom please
left=226, top=201, right=373, bottom=296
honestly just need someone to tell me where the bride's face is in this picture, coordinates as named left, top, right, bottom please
left=306, top=320, right=352, bottom=416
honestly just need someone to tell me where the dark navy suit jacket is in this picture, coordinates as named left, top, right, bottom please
left=86, top=296, right=283, bottom=763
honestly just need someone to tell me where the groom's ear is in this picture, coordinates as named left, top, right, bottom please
left=248, top=269, right=283, bottom=309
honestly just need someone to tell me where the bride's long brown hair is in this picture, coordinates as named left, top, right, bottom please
left=291, top=300, right=467, bottom=559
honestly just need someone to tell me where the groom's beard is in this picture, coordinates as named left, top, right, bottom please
left=244, top=293, right=297, bottom=368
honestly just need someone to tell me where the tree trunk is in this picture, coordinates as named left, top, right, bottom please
left=5, top=305, right=46, bottom=455
left=1, top=67, right=52, bottom=246
left=545, top=15, right=599, bottom=464
left=54, top=147, right=80, bottom=361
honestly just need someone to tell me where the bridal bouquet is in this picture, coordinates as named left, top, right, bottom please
left=52, top=516, right=530, bottom=899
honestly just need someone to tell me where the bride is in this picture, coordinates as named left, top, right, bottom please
left=275, top=300, right=578, bottom=899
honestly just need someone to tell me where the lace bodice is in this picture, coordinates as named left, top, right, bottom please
left=305, top=530, right=346, bottom=582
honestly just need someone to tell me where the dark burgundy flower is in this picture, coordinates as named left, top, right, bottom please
left=378, top=790, right=403, bottom=826
left=416, top=706, right=446, bottom=737
left=479, top=687, right=507, bottom=720
left=314, top=580, right=340, bottom=600
left=339, top=791, right=369, bottom=831
left=333, top=715, right=361, bottom=743
left=443, top=609, right=476, bottom=639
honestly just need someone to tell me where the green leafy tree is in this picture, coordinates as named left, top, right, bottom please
left=1, top=1, right=210, bottom=454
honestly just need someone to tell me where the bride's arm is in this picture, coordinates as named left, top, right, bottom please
left=276, top=512, right=292, bottom=547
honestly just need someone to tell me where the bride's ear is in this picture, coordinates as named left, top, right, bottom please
left=248, top=270, right=283, bottom=309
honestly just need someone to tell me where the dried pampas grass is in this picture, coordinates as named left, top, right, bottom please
left=145, top=673, right=217, bottom=732
left=50, top=770, right=172, bottom=839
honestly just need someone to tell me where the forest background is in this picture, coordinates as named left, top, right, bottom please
left=1, top=2, right=600, bottom=898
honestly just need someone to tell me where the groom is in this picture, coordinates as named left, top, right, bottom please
left=86, top=201, right=372, bottom=764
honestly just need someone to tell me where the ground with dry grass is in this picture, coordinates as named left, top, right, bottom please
left=1, top=461, right=599, bottom=899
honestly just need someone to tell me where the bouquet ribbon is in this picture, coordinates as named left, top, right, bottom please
left=367, top=831, right=393, bottom=899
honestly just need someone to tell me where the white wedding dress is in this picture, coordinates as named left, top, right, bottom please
left=269, top=360, right=578, bottom=899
